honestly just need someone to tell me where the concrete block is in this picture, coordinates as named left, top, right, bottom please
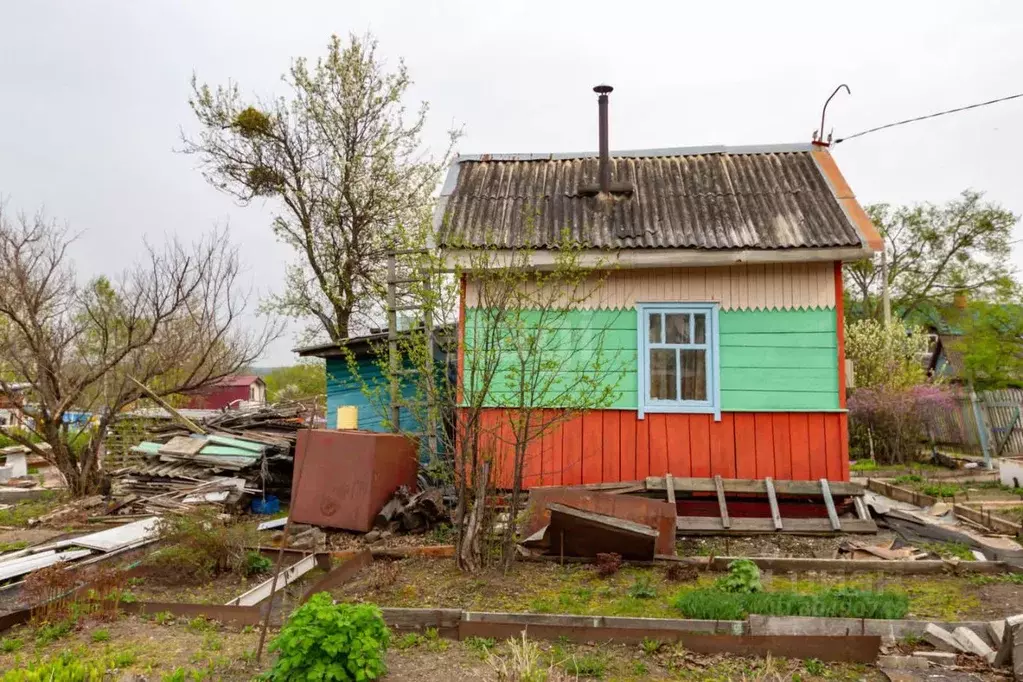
left=924, top=623, right=962, bottom=652
left=0, top=465, right=12, bottom=483
left=993, top=616, right=1023, bottom=668
left=912, top=651, right=957, bottom=664
left=990, top=620, right=1007, bottom=647
left=953, top=626, right=995, bottom=662
left=3, top=452, right=26, bottom=478
left=878, top=655, right=930, bottom=670
left=1012, top=620, right=1023, bottom=681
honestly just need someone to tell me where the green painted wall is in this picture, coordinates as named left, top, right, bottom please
left=464, top=306, right=840, bottom=411
left=718, top=308, right=840, bottom=411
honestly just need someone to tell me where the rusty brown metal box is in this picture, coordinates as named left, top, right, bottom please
left=290, top=430, right=418, bottom=532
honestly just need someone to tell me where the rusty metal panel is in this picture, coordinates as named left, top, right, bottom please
left=525, top=489, right=676, bottom=555
left=291, top=430, right=418, bottom=532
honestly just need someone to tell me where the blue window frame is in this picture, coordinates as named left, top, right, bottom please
left=636, top=303, right=721, bottom=421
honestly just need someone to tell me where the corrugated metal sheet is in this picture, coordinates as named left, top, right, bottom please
left=437, top=147, right=863, bottom=250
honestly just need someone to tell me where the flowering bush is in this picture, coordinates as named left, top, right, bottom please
left=845, top=319, right=928, bottom=390
left=848, top=385, right=955, bottom=464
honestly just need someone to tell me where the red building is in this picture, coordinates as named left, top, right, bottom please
left=182, top=375, right=267, bottom=410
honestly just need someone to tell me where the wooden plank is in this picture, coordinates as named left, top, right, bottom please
left=547, top=503, right=658, bottom=560
left=668, top=414, right=692, bottom=477
left=581, top=411, right=603, bottom=485
left=708, top=413, right=735, bottom=478
left=635, top=414, right=650, bottom=480
left=158, top=436, right=206, bottom=456
left=619, top=410, right=637, bottom=481
left=562, top=413, right=583, bottom=486
left=665, top=473, right=676, bottom=505
left=733, top=413, right=757, bottom=478
left=772, top=413, right=792, bottom=480
left=676, top=516, right=877, bottom=535
left=656, top=555, right=1011, bottom=575
left=865, top=479, right=938, bottom=508
left=226, top=554, right=317, bottom=606
left=690, top=414, right=711, bottom=478
left=823, top=414, right=843, bottom=482
left=645, top=476, right=863, bottom=497
left=820, top=479, right=841, bottom=531
left=754, top=414, right=775, bottom=479
left=602, top=411, right=620, bottom=484
left=714, top=475, right=730, bottom=529
left=461, top=611, right=743, bottom=634
left=765, top=477, right=783, bottom=530
left=853, top=496, right=870, bottom=521
left=382, top=607, right=462, bottom=638
left=648, top=414, right=669, bottom=476
left=953, top=504, right=1023, bottom=536
left=789, top=413, right=811, bottom=481
left=66, top=517, right=160, bottom=552
left=0, top=549, right=92, bottom=582
left=808, top=413, right=828, bottom=480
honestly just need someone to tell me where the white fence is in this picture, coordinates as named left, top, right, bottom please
left=929, top=388, right=1023, bottom=456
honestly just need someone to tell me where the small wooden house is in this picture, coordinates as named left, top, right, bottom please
left=436, top=91, right=882, bottom=489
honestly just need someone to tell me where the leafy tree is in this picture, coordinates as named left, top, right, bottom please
left=845, top=190, right=1018, bottom=322
left=0, top=206, right=278, bottom=495
left=264, top=362, right=326, bottom=404
left=948, top=302, right=1023, bottom=390
left=184, top=33, right=459, bottom=344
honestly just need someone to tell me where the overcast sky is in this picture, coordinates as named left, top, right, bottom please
left=2, top=1, right=1021, bottom=365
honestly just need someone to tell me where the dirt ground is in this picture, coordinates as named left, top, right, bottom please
left=328, top=556, right=1023, bottom=622
left=0, top=612, right=887, bottom=681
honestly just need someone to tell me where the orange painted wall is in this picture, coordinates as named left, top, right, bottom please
left=484, top=409, right=849, bottom=489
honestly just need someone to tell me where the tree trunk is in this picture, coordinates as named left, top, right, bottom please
left=458, top=461, right=489, bottom=573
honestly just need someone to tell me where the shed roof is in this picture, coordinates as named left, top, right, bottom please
left=435, top=143, right=881, bottom=253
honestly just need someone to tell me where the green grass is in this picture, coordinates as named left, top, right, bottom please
left=0, top=541, right=28, bottom=553
left=560, top=652, right=607, bottom=678
left=673, top=588, right=909, bottom=620
left=0, top=491, right=61, bottom=527
left=921, top=541, right=975, bottom=561
left=850, top=459, right=879, bottom=472
left=921, top=483, right=961, bottom=498
left=90, top=629, right=110, bottom=643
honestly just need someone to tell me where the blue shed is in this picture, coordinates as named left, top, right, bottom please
left=295, top=328, right=452, bottom=436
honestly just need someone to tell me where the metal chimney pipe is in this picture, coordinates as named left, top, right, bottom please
left=594, top=84, right=613, bottom=193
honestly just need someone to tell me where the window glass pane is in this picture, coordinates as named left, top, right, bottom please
left=665, top=313, right=690, bottom=344
left=693, top=313, right=706, bottom=344
left=648, top=313, right=662, bottom=344
left=681, top=349, right=707, bottom=401
left=649, top=349, right=677, bottom=400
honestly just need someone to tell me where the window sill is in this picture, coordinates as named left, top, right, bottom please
left=639, top=404, right=721, bottom=422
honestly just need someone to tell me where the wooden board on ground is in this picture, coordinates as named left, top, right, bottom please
left=158, top=436, right=206, bottom=456
left=524, top=489, right=676, bottom=555
left=676, top=516, right=877, bottom=535
left=299, top=550, right=372, bottom=604
left=546, top=503, right=658, bottom=560
left=648, top=476, right=864, bottom=497
left=225, top=553, right=317, bottom=606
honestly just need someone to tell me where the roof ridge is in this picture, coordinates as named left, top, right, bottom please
left=456, top=143, right=817, bottom=163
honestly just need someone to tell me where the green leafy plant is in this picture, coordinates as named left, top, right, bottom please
left=640, top=637, right=662, bottom=655
left=186, top=617, right=216, bottom=634
left=714, top=559, right=762, bottom=594
left=90, top=628, right=111, bottom=642
left=627, top=576, right=657, bottom=600
left=395, top=632, right=424, bottom=650
left=803, top=658, right=826, bottom=676
left=34, top=618, right=75, bottom=645
left=561, top=653, right=606, bottom=678
left=486, top=632, right=550, bottom=682
left=0, top=637, right=22, bottom=653
left=849, top=459, right=879, bottom=472
left=463, top=636, right=496, bottom=658
left=921, top=483, right=960, bottom=498
left=244, top=551, right=273, bottom=577
left=266, top=592, right=390, bottom=681
left=894, top=474, right=923, bottom=484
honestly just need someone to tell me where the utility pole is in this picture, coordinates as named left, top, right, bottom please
left=881, top=248, right=891, bottom=326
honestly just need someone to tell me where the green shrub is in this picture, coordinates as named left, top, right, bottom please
left=921, top=483, right=960, bottom=498
left=90, top=628, right=110, bottom=643
left=714, top=559, right=762, bottom=593
left=0, top=649, right=133, bottom=681
left=266, top=592, right=389, bottom=681
left=894, top=474, right=923, bottom=484
left=144, top=510, right=257, bottom=583
left=673, top=587, right=908, bottom=620
left=244, top=551, right=273, bottom=577
left=0, top=637, right=22, bottom=653
left=34, top=619, right=74, bottom=645
left=626, top=576, right=657, bottom=600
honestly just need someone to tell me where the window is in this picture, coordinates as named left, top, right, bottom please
left=637, top=303, right=720, bottom=420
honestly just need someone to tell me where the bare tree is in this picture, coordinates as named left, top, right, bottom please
left=183, top=33, right=460, bottom=344
left=0, top=206, right=280, bottom=495
left=364, top=236, right=624, bottom=572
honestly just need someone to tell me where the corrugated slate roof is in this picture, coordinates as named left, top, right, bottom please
left=435, top=143, right=866, bottom=251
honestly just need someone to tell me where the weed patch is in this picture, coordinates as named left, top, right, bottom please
left=673, top=587, right=908, bottom=620
left=143, top=510, right=258, bottom=584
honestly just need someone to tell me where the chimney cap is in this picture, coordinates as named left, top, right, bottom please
left=593, top=84, right=613, bottom=95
